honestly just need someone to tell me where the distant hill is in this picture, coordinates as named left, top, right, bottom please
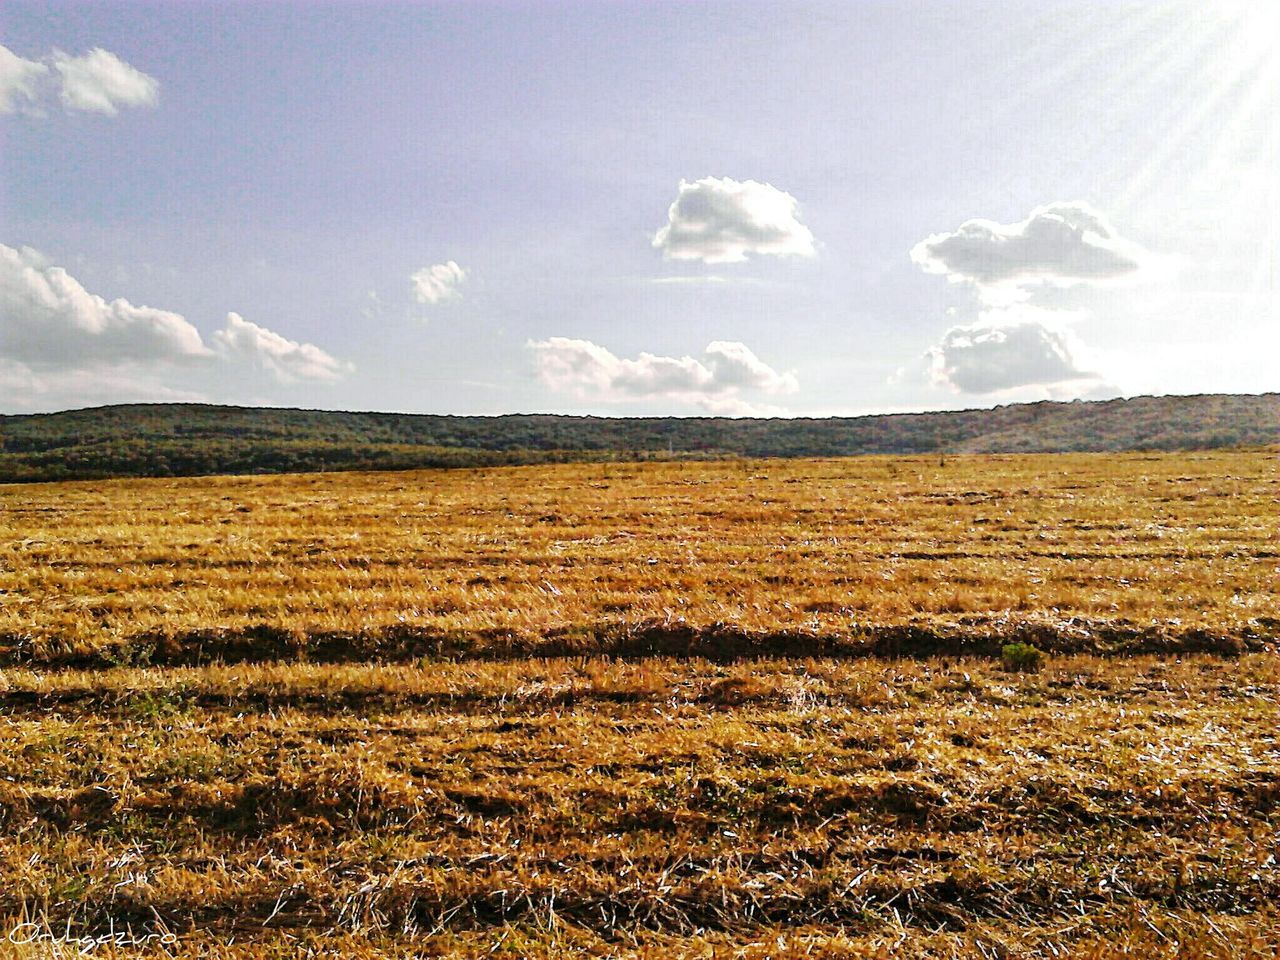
left=0, top=393, right=1276, bottom=483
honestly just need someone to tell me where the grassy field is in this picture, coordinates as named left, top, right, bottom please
left=0, top=451, right=1276, bottom=957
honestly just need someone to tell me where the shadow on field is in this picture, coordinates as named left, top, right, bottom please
left=2, top=616, right=1270, bottom=669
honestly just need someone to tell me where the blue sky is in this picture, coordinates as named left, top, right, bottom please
left=2, top=1, right=1276, bottom=415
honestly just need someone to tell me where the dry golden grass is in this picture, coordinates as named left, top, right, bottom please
left=0, top=452, right=1277, bottom=956
left=2, top=451, right=1276, bottom=666
left=0, top=655, right=1276, bottom=956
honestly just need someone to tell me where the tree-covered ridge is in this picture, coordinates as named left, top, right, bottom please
left=0, top=393, right=1276, bottom=482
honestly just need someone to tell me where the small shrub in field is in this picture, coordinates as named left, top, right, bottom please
left=1001, top=642, right=1045, bottom=672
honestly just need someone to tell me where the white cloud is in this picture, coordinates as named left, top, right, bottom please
left=0, top=45, right=49, bottom=114
left=529, top=337, right=797, bottom=414
left=0, top=243, right=209, bottom=368
left=213, top=312, right=351, bottom=383
left=911, top=202, right=1146, bottom=291
left=0, top=363, right=208, bottom=412
left=0, top=358, right=42, bottom=397
left=0, top=44, right=158, bottom=117
left=653, top=177, right=817, bottom=264
left=648, top=275, right=732, bottom=285
left=51, top=48, right=159, bottom=114
left=703, top=340, right=799, bottom=393
left=0, top=244, right=350, bottom=407
left=926, top=310, right=1100, bottom=395
left=411, top=261, right=466, bottom=304
left=910, top=203, right=1146, bottom=399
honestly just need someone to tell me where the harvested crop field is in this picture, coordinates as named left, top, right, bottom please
left=4, top=451, right=1277, bottom=666
left=1, top=451, right=1277, bottom=957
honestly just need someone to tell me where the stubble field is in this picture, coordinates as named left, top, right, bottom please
left=0, top=451, right=1276, bottom=957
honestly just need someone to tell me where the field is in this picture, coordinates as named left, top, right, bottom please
left=0, top=451, right=1277, bottom=957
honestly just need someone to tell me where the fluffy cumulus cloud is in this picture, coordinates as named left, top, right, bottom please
left=0, top=243, right=209, bottom=367
left=702, top=340, right=798, bottom=393
left=52, top=48, right=159, bottom=114
left=411, top=261, right=467, bottom=304
left=911, top=202, right=1147, bottom=396
left=0, top=45, right=49, bottom=114
left=926, top=311, right=1099, bottom=395
left=0, top=43, right=158, bottom=116
left=0, top=244, right=350, bottom=407
left=529, top=337, right=797, bottom=415
left=911, top=203, right=1146, bottom=291
left=213, top=313, right=351, bottom=383
left=652, top=177, right=816, bottom=264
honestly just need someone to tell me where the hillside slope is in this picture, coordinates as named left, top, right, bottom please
left=0, top=392, right=1276, bottom=482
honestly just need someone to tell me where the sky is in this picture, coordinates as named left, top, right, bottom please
left=1, top=0, right=1276, bottom=417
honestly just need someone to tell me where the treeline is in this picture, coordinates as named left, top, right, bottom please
left=0, top=393, right=1276, bottom=482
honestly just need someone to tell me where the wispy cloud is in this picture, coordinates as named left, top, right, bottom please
left=647, top=275, right=732, bottom=285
